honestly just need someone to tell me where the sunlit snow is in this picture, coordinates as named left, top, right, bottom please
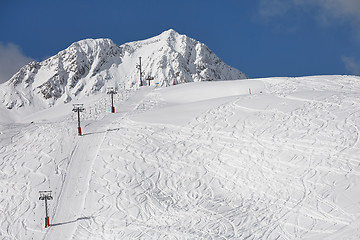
left=1, top=75, right=360, bottom=239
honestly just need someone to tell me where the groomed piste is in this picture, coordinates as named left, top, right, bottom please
left=0, top=75, right=360, bottom=239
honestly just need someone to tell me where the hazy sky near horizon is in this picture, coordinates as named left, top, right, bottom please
left=0, top=0, right=359, bottom=83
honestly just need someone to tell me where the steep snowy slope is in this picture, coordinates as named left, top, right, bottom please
left=0, top=29, right=246, bottom=111
left=0, top=75, right=360, bottom=239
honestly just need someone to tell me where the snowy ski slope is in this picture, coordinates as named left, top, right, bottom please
left=0, top=75, right=360, bottom=239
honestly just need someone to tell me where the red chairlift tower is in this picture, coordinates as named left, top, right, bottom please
left=39, top=191, right=53, bottom=228
left=72, top=104, right=85, bottom=136
left=107, top=87, right=118, bottom=113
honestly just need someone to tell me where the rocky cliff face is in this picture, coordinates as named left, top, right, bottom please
left=0, top=29, right=247, bottom=109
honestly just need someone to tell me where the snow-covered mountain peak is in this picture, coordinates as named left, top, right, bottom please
left=64, top=38, right=120, bottom=57
left=0, top=30, right=247, bottom=110
left=72, top=38, right=116, bottom=48
left=159, top=28, right=181, bottom=41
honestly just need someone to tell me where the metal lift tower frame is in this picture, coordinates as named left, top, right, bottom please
left=136, top=57, right=145, bottom=87
left=39, top=191, right=53, bottom=228
left=145, top=75, right=154, bottom=86
left=72, top=104, right=85, bottom=136
left=107, top=87, right=118, bottom=113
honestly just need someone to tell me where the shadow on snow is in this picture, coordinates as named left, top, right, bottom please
left=51, top=216, right=92, bottom=227
left=81, top=128, right=122, bottom=136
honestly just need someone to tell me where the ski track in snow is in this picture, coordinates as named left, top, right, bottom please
left=69, top=77, right=360, bottom=239
left=0, top=121, right=74, bottom=239
left=1, top=76, right=360, bottom=239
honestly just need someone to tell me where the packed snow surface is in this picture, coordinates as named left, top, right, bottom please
left=0, top=75, right=360, bottom=239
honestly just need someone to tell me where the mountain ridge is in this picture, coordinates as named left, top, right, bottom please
left=0, top=29, right=247, bottom=110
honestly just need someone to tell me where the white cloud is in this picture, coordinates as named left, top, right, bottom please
left=258, top=0, right=292, bottom=18
left=300, top=0, right=360, bottom=25
left=342, top=56, right=360, bottom=75
left=0, top=42, right=34, bottom=84
left=259, top=0, right=360, bottom=36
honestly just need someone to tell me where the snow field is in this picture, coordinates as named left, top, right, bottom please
left=0, top=121, right=74, bottom=239
left=0, top=76, right=360, bottom=239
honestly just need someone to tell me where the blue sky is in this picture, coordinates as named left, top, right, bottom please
left=0, top=0, right=359, bottom=83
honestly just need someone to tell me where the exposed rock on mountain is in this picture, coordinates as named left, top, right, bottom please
left=0, top=29, right=247, bottom=109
